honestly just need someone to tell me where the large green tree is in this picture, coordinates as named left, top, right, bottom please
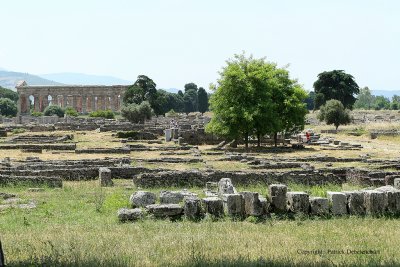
left=183, top=89, right=198, bottom=114
left=313, top=70, right=359, bottom=109
left=121, top=101, right=153, bottom=123
left=317, top=99, right=351, bottom=130
left=0, top=98, right=17, bottom=117
left=197, top=87, right=208, bottom=114
left=354, top=87, right=375, bottom=109
left=184, top=83, right=198, bottom=92
left=206, top=53, right=307, bottom=147
left=0, top=87, right=18, bottom=103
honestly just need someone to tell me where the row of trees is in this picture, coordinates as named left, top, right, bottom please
left=205, top=53, right=308, bottom=147
left=354, top=87, right=400, bottom=110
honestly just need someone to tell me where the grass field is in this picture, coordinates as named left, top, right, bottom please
left=1, top=181, right=399, bottom=266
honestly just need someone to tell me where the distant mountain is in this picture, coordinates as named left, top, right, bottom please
left=0, top=70, right=63, bottom=90
left=39, top=72, right=133, bottom=86
left=371, top=90, right=400, bottom=99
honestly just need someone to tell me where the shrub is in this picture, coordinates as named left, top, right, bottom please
left=31, top=111, right=43, bottom=117
left=65, top=107, right=79, bottom=117
left=12, top=128, right=26, bottom=134
left=121, top=101, right=152, bottom=123
left=89, top=109, right=115, bottom=119
left=116, top=131, right=140, bottom=139
left=44, top=105, right=65, bottom=117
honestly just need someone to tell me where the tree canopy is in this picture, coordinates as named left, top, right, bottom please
left=317, top=99, right=351, bottom=130
left=197, top=87, right=209, bottom=114
left=0, top=98, right=17, bottom=117
left=0, top=87, right=18, bottom=103
left=313, top=70, right=359, bottom=110
left=206, top=53, right=307, bottom=147
left=121, top=101, right=153, bottom=123
left=43, top=105, right=65, bottom=117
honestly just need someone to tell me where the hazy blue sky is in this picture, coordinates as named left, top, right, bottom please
left=1, top=0, right=399, bottom=91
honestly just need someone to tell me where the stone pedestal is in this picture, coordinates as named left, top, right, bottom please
left=309, top=197, right=329, bottom=216
left=287, top=192, right=309, bottom=213
left=223, top=194, right=244, bottom=217
left=99, top=167, right=113, bottom=186
left=239, top=192, right=263, bottom=216
left=184, top=197, right=203, bottom=220
left=165, top=129, right=172, bottom=142
left=268, top=184, right=287, bottom=213
left=363, top=190, right=385, bottom=216
left=218, top=178, right=237, bottom=195
left=327, top=192, right=347, bottom=215
left=202, top=197, right=224, bottom=217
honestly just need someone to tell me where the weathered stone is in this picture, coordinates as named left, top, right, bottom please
left=117, top=208, right=143, bottom=222
left=309, top=197, right=329, bottom=216
left=99, top=167, right=113, bottom=187
left=327, top=192, right=347, bottom=215
left=268, top=184, right=287, bottom=213
left=184, top=197, right=203, bottom=220
left=202, top=197, right=224, bottom=217
left=218, top=178, right=237, bottom=195
left=376, top=186, right=400, bottom=215
left=160, top=191, right=184, bottom=204
left=286, top=192, right=309, bottom=213
left=146, top=204, right=183, bottom=218
left=259, top=196, right=269, bottom=215
left=223, top=194, right=244, bottom=217
left=240, top=192, right=263, bottom=216
left=129, top=191, right=156, bottom=208
left=343, top=191, right=365, bottom=215
left=363, top=190, right=385, bottom=216
left=385, top=175, right=400, bottom=186
left=27, top=188, right=45, bottom=192
left=394, top=178, right=400, bottom=190
left=0, top=192, right=17, bottom=199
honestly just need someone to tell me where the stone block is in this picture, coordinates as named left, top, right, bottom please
left=218, top=178, right=237, bottom=195
left=160, top=191, right=184, bottom=204
left=129, top=191, right=156, bottom=208
left=99, top=167, right=113, bottom=187
left=259, top=196, right=269, bottom=215
left=202, top=197, right=224, bottom=217
left=309, top=197, right=329, bottom=216
left=376, top=186, right=400, bottom=215
left=146, top=204, right=183, bottom=218
left=117, top=208, right=143, bottom=222
left=385, top=175, right=400, bottom=186
left=286, top=192, right=309, bottom=213
left=240, top=191, right=263, bottom=216
left=394, top=178, right=400, bottom=190
left=184, top=197, right=203, bottom=220
left=327, top=192, right=347, bottom=215
left=223, top=194, right=244, bottom=217
left=343, top=191, right=365, bottom=215
left=268, top=184, right=287, bottom=213
left=363, top=190, right=385, bottom=216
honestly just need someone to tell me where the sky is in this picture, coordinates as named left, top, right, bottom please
left=1, top=0, right=399, bottom=91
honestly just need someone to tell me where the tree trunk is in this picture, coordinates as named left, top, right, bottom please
left=0, top=240, right=4, bottom=267
left=274, top=132, right=278, bottom=147
left=257, top=133, right=261, bottom=147
left=245, top=133, right=249, bottom=148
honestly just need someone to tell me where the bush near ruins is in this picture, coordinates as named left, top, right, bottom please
left=65, top=107, right=79, bottom=117
left=206, top=53, right=307, bottom=147
left=43, top=105, right=65, bottom=117
left=31, top=111, right=43, bottom=117
left=0, top=86, right=19, bottom=103
left=121, top=101, right=153, bottom=123
left=317, top=99, right=352, bottom=130
left=0, top=97, right=18, bottom=117
left=89, top=109, right=115, bottom=119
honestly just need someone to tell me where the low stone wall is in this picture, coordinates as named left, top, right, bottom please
left=0, top=174, right=62, bottom=187
left=133, top=170, right=344, bottom=187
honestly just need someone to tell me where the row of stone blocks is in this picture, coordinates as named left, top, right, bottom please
left=270, top=184, right=400, bottom=216
left=118, top=190, right=269, bottom=222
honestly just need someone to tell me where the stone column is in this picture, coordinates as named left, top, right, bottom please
left=110, top=96, right=115, bottom=111
left=19, top=94, right=29, bottom=114
left=34, top=95, right=40, bottom=112
left=97, top=96, right=105, bottom=110
left=63, top=95, right=68, bottom=108
left=72, top=96, right=78, bottom=111
left=52, top=95, right=58, bottom=106
left=82, top=95, right=87, bottom=113
left=91, top=96, right=96, bottom=111
left=41, top=96, right=49, bottom=112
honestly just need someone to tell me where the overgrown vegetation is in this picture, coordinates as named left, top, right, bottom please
left=89, top=109, right=115, bottom=119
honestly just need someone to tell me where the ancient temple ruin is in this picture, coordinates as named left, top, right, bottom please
left=16, top=81, right=129, bottom=114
